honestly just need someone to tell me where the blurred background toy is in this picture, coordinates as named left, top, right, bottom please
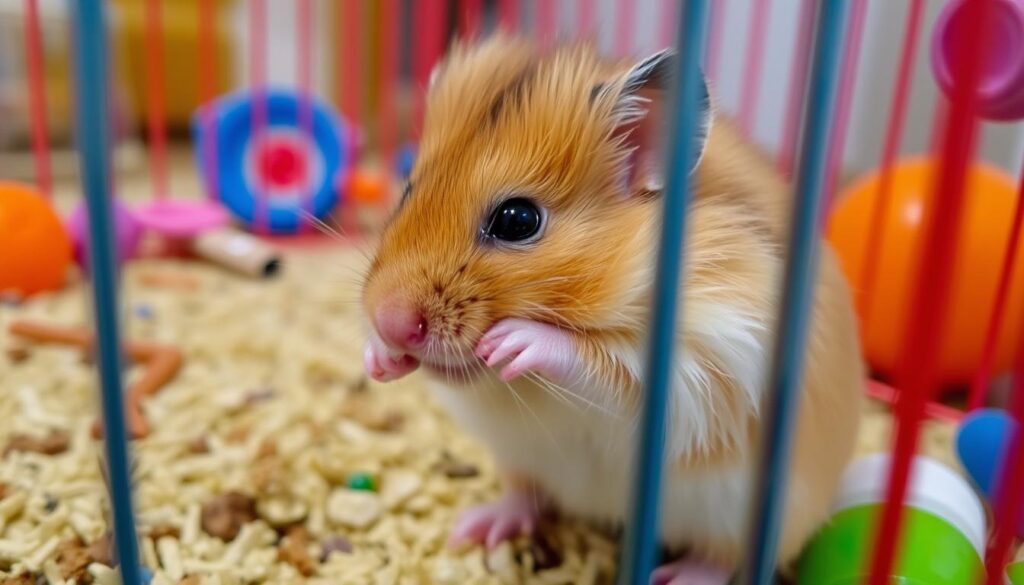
left=799, top=454, right=987, bottom=584
left=396, top=142, right=416, bottom=180
left=192, top=89, right=352, bottom=235
left=956, top=409, right=1024, bottom=537
left=932, top=0, right=1024, bottom=121
left=1009, top=544, right=1024, bottom=585
left=0, top=181, right=71, bottom=297
left=828, top=157, right=1024, bottom=389
left=66, top=198, right=143, bottom=266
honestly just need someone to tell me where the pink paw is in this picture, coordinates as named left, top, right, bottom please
left=364, top=337, right=419, bottom=382
left=448, top=491, right=541, bottom=550
left=650, top=559, right=732, bottom=585
left=475, top=319, right=581, bottom=385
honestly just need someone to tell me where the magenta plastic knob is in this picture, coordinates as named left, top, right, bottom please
left=932, top=0, right=1024, bottom=121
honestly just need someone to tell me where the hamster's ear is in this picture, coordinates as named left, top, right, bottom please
left=599, top=49, right=712, bottom=195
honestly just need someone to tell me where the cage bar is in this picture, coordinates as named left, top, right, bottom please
left=69, top=1, right=144, bottom=582
left=197, top=0, right=221, bottom=203
left=23, top=0, right=51, bottom=198
left=867, top=0, right=994, bottom=581
left=616, top=1, right=710, bottom=583
left=855, top=0, right=927, bottom=322
left=739, top=3, right=850, bottom=583
left=737, top=0, right=773, bottom=137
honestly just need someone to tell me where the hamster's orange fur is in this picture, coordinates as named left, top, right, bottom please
left=363, top=35, right=862, bottom=571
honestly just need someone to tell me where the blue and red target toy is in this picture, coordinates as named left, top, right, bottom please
left=193, top=89, right=354, bottom=234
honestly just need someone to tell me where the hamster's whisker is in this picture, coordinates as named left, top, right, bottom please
left=526, top=371, right=617, bottom=418
left=526, top=372, right=595, bottom=414
left=302, top=210, right=375, bottom=264
left=440, top=338, right=456, bottom=387
left=321, top=261, right=372, bottom=289
left=502, top=379, right=568, bottom=465
left=496, top=274, right=589, bottom=295
left=523, top=371, right=577, bottom=411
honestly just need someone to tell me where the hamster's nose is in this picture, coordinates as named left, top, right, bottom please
left=374, top=302, right=428, bottom=351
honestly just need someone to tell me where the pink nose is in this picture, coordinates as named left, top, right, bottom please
left=374, top=303, right=428, bottom=351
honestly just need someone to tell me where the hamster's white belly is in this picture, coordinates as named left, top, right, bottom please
left=429, top=378, right=754, bottom=549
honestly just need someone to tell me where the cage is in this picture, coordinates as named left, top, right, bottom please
left=1, top=1, right=1024, bottom=584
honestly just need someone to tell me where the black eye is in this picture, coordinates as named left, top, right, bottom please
left=400, top=182, right=412, bottom=203
left=484, top=198, right=543, bottom=243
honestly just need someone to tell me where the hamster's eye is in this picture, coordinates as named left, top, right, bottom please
left=484, top=198, right=544, bottom=243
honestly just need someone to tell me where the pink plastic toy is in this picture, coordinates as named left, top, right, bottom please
left=133, top=199, right=228, bottom=240
left=67, top=199, right=144, bottom=266
left=932, top=0, right=1024, bottom=121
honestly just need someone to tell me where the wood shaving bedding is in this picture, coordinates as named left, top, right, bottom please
left=0, top=248, right=956, bottom=584
left=0, top=252, right=621, bottom=584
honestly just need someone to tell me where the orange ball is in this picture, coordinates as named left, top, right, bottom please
left=827, top=157, right=1024, bottom=387
left=0, top=182, right=71, bottom=297
left=346, top=170, right=390, bottom=206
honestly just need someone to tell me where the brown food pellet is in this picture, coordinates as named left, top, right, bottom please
left=244, top=388, right=275, bottom=404
left=440, top=461, right=479, bottom=479
left=351, top=376, right=369, bottom=393
left=529, top=531, right=563, bottom=571
left=201, top=491, right=257, bottom=541
left=436, top=452, right=479, bottom=479
left=365, top=411, right=405, bottom=433
left=55, top=537, right=91, bottom=582
left=186, top=436, right=210, bottom=455
left=5, top=346, right=30, bottom=363
left=0, top=482, right=8, bottom=500
left=308, top=371, right=338, bottom=389
left=79, top=349, right=96, bottom=366
left=256, top=438, right=277, bottom=459
left=319, top=534, right=353, bottom=561
left=148, top=525, right=181, bottom=540
left=4, top=430, right=71, bottom=456
left=178, top=577, right=201, bottom=585
left=88, top=532, right=113, bottom=567
left=277, top=526, right=316, bottom=577
left=338, top=396, right=405, bottom=432
left=225, top=425, right=249, bottom=444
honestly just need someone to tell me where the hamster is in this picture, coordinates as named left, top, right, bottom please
left=361, top=36, right=863, bottom=584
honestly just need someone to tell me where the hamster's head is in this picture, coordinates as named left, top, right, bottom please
left=362, top=36, right=710, bottom=380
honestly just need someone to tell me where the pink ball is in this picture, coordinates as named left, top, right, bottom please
left=67, top=199, right=144, bottom=266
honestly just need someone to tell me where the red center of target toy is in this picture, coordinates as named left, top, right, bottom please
left=257, top=137, right=308, bottom=189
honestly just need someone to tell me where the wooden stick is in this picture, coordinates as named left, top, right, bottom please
left=9, top=320, right=184, bottom=439
left=138, top=270, right=201, bottom=291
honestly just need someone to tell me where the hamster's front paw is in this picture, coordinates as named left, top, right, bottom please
left=650, top=559, right=732, bottom=585
left=475, top=319, right=582, bottom=385
left=448, top=490, right=541, bottom=549
left=364, top=337, right=419, bottom=382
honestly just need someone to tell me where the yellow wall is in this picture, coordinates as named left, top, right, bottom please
left=111, top=0, right=236, bottom=131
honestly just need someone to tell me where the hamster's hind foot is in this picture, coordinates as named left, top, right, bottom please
left=650, top=558, right=732, bottom=585
left=447, top=490, right=543, bottom=550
